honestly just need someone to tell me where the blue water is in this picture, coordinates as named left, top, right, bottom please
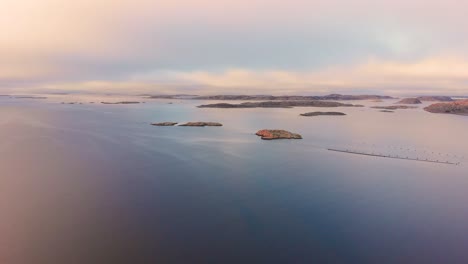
left=1, top=96, right=467, bottom=263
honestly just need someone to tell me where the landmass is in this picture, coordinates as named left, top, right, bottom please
left=198, top=101, right=363, bottom=108
left=146, top=94, right=394, bottom=101
left=300, top=111, right=346, bottom=116
left=424, top=100, right=468, bottom=115
left=397, top=98, right=422, bottom=104
left=255, top=130, right=302, bottom=140
left=379, top=110, right=394, bottom=113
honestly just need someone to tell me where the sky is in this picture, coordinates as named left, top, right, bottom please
left=1, top=0, right=468, bottom=95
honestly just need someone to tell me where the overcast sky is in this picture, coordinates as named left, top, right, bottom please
left=2, top=0, right=468, bottom=95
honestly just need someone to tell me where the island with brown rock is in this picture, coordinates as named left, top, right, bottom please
left=424, top=100, right=468, bottom=115
left=255, top=130, right=302, bottom=140
left=397, top=98, right=422, bottom=104
left=198, top=101, right=363, bottom=108
left=300, top=111, right=346, bottom=116
left=179, top=122, right=223, bottom=127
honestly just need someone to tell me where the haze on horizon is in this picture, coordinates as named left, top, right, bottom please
left=2, top=0, right=468, bottom=95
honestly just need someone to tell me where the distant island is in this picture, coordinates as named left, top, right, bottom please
left=424, top=100, right=468, bottom=115
left=101, top=101, right=142, bottom=104
left=179, top=122, right=223, bottom=127
left=371, top=105, right=418, bottom=110
left=198, top=101, right=363, bottom=108
left=397, top=98, right=422, bottom=104
left=151, top=122, right=223, bottom=127
left=416, top=96, right=453, bottom=102
left=146, top=93, right=394, bottom=101
left=300, top=111, right=346, bottom=116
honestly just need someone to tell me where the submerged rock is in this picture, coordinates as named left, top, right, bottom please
left=255, top=130, right=302, bottom=140
left=397, top=98, right=422, bottom=104
left=151, top=122, right=178, bottom=126
left=300, top=111, right=346, bottom=116
left=179, top=122, right=223, bottom=127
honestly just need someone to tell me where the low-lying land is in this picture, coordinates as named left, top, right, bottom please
left=417, top=96, right=453, bottom=102
left=147, top=94, right=394, bottom=101
left=397, top=98, right=422, bottom=104
left=371, top=105, right=418, bottom=110
left=101, top=101, right=142, bottom=104
left=300, top=111, right=346, bottom=116
left=179, top=122, right=223, bottom=127
left=151, top=122, right=178, bottom=126
left=198, top=101, right=363, bottom=108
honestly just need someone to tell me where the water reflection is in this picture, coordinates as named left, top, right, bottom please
left=0, top=97, right=467, bottom=263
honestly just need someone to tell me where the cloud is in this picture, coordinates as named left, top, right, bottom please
left=34, top=56, right=468, bottom=95
left=1, top=0, right=468, bottom=94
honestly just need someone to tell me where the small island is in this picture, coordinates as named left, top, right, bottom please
left=151, top=122, right=178, bottom=126
left=424, top=100, right=468, bottom=115
left=256, top=130, right=302, bottom=140
left=300, top=111, right=346, bottom=116
left=396, top=98, right=422, bottom=104
left=179, top=122, right=223, bottom=127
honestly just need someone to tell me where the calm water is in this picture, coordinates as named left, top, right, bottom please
left=1, top=95, right=468, bottom=263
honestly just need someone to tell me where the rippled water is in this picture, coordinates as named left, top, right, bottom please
left=1, top=95, right=467, bottom=263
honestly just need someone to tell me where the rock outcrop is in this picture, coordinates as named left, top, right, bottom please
left=397, top=98, right=422, bottom=104
left=424, top=100, right=468, bottom=115
left=255, top=130, right=302, bottom=140
left=300, top=111, right=346, bottom=116
left=179, top=122, right=223, bottom=127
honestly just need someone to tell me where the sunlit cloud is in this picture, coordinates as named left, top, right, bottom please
left=1, top=0, right=468, bottom=94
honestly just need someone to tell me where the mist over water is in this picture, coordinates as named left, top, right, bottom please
left=1, top=95, right=468, bottom=263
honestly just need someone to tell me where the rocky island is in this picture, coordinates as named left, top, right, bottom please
left=397, top=98, right=422, bottom=104
left=424, top=100, right=468, bottom=115
left=255, top=130, right=302, bottom=140
left=198, top=101, right=363, bottom=108
left=151, top=122, right=178, bottom=126
left=300, top=111, right=346, bottom=116
left=179, top=122, right=223, bottom=127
